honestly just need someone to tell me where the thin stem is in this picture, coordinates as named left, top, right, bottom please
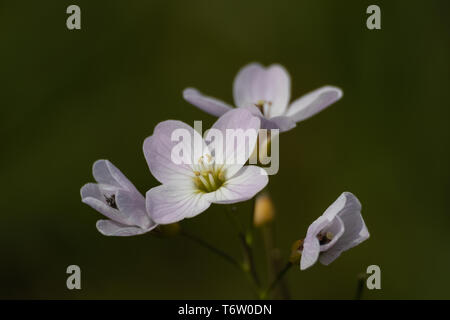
left=263, top=262, right=293, bottom=298
left=181, top=230, right=240, bottom=270
left=225, top=205, right=245, bottom=234
left=239, top=233, right=261, bottom=287
left=354, top=273, right=367, bottom=300
left=225, top=206, right=261, bottom=289
left=262, top=225, right=291, bottom=299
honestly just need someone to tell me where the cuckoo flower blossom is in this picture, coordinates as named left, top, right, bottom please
left=297, top=192, right=369, bottom=270
left=81, top=160, right=157, bottom=236
left=144, top=108, right=268, bottom=224
left=183, top=63, right=342, bottom=132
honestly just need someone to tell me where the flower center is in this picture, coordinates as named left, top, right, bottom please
left=254, top=100, right=272, bottom=116
left=104, top=194, right=118, bottom=209
left=317, top=231, right=334, bottom=245
left=192, top=155, right=226, bottom=193
left=294, top=232, right=334, bottom=253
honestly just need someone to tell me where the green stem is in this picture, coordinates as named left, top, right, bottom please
left=226, top=206, right=261, bottom=289
left=262, top=224, right=291, bottom=299
left=354, top=273, right=367, bottom=300
left=263, top=262, right=292, bottom=298
left=181, top=230, right=240, bottom=270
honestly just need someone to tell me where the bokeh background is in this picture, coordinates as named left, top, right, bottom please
left=1, top=0, right=449, bottom=299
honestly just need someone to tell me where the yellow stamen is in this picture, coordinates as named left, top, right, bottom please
left=208, top=173, right=217, bottom=189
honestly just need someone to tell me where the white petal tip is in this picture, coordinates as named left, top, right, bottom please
left=182, top=87, right=197, bottom=98
left=300, top=260, right=313, bottom=271
left=324, top=86, right=343, bottom=99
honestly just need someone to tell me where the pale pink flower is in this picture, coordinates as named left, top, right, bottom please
left=299, top=192, right=369, bottom=270
left=183, top=63, right=342, bottom=132
left=81, top=160, right=157, bottom=236
left=144, top=108, right=268, bottom=224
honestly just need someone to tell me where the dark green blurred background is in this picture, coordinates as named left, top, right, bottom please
left=1, top=0, right=449, bottom=299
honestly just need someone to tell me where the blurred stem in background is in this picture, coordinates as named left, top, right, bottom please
left=180, top=230, right=241, bottom=270
left=179, top=226, right=265, bottom=298
left=263, top=262, right=293, bottom=299
left=226, top=205, right=262, bottom=296
left=161, top=196, right=296, bottom=299
left=355, top=272, right=368, bottom=300
left=254, top=192, right=291, bottom=299
left=156, top=223, right=241, bottom=270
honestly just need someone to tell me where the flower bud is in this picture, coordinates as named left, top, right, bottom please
left=253, top=193, right=275, bottom=227
left=289, top=239, right=304, bottom=264
left=154, top=223, right=181, bottom=237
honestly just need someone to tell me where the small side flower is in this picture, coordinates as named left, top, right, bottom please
left=294, top=192, right=369, bottom=270
left=80, top=160, right=157, bottom=236
left=183, top=62, right=342, bottom=132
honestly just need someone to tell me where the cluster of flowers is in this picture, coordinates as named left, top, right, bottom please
left=81, top=63, right=369, bottom=271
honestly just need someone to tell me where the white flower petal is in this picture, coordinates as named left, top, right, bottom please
left=263, top=64, right=291, bottom=118
left=143, top=120, right=207, bottom=185
left=300, top=236, right=320, bottom=270
left=233, top=63, right=290, bottom=118
left=207, top=108, right=260, bottom=176
left=183, top=88, right=233, bottom=117
left=267, top=116, right=297, bottom=132
left=92, top=160, right=138, bottom=193
left=115, top=189, right=155, bottom=229
left=96, top=220, right=150, bottom=237
left=286, top=86, right=343, bottom=123
left=322, top=191, right=349, bottom=221
left=211, top=165, right=268, bottom=204
left=146, top=184, right=212, bottom=224
left=233, top=63, right=264, bottom=108
left=244, top=105, right=295, bottom=131
left=80, top=183, right=103, bottom=201
left=81, top=196, right=129, bottom=226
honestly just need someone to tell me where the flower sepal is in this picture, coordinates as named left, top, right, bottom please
left=153, top=223, right=181, bottom=237
left=289, top=239, right=304, bottom=264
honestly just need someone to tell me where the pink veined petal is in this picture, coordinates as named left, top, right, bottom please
left=183, top=88, right=233, bottom=117
left=143, top=120, right=207, bottom=185
left=244, top=104, right=295, bottom=132
left=211, top=165, right=268, bottom=204
left=81, top=184, right=128, bottom=224
left=96, top=220, right=151, bottom=237
left=243, top=104, right=264, bottom=118
left=267, top=115, right=297, bottom=132
left=263, top=64, right=291, bottom=118
left=92, top=160, right=139, bottom=193
left=233, top=63, right=291, bottom=118
left=146, top=184, right=212, bottom=224
left=207, top=108, right=260, bottom=176
left=321, top=192, right=349, bottom=221
left=286, top=86, right=343, bottom=123
left=115, top=189, right=155, bottom=230
left=80, top=183, right=103, bottom=201
left=319, top=192, right=369, bottom=265
left=81, top=196, right=130, bottom=226
left=243, top=105, right=280, bottom=130
left=300, top=236, right=320, bottom=270
left=233, top=63, right=264, bottom=109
